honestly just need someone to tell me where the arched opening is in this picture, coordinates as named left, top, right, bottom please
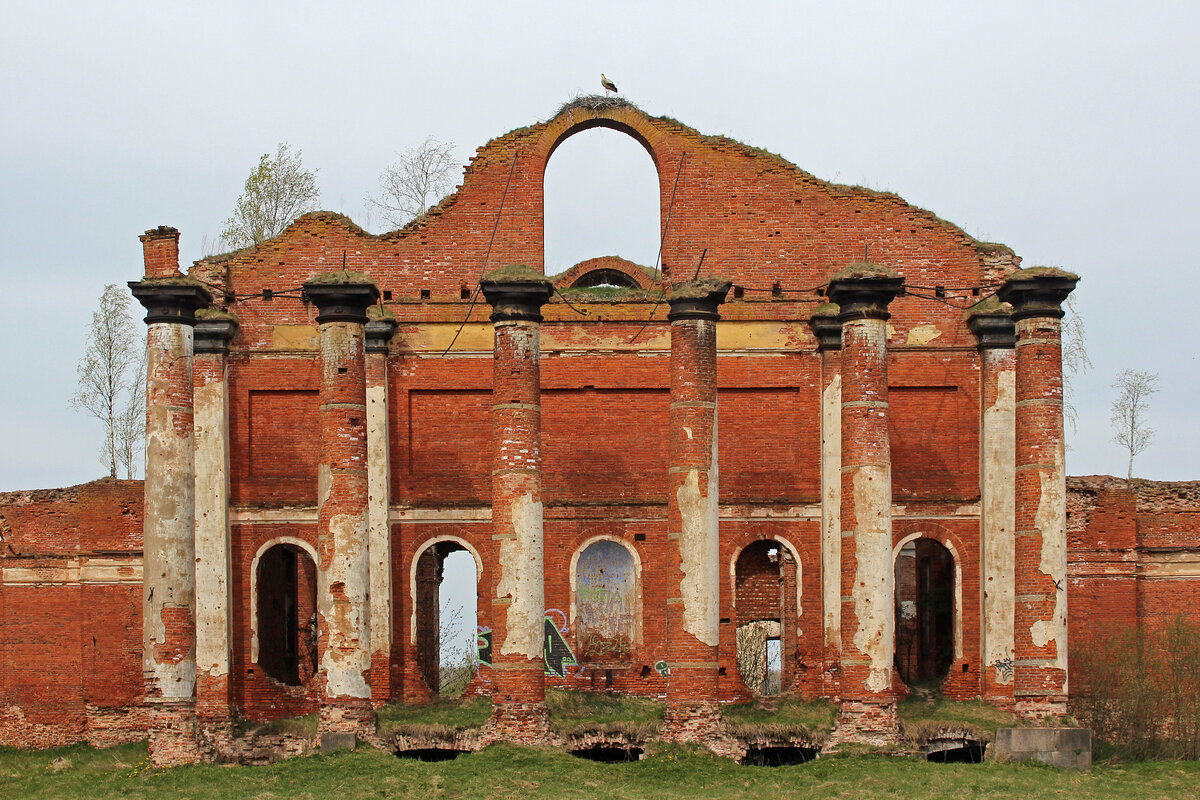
left=574, top=539, right=637, bottom=664
left=570, top=268, right=640, bottom=289
left=544, top=127, right=660, bottom=276
left=894, top=538, right=956, bottom=686
left=414, top=541, right=479, bottom=697
left=255, top=542, right=318, bottom=686
left=734, top=540, right=798, bottom=696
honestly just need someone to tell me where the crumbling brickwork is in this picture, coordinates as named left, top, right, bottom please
left=3, top=99, right=1198, bottom=757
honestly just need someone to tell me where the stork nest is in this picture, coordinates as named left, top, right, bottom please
left=554, top=93, right=638, bottom=118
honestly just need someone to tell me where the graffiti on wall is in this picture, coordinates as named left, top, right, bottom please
left=576, top=540, right=636, bottom=663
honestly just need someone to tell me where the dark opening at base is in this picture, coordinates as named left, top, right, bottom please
left=926, top=742, right=986, bottom=763
left=570, top=746, right=644, bottom=763
left=741, top=746, right=818, bottom=766
left=395, top=748, right=468, bottom=762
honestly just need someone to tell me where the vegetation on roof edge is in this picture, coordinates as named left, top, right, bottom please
left=1008, top=265, right=1080, bottom=281
left=366, top=304, right=395, bottom=320
left=831, top=261, right=898, bottom=280
left=195, top=307, right=237, bottom=321
left=481, top=263, right=552, bottom=284
left=305, top=270, right=377, bottom=286
left=963, top=296, right=1011, bottom=317
left=666, top=276, right=732, bottom=300
left=811, top=302, right=840, bottom=316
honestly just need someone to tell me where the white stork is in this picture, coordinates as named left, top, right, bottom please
left=601, top=73, right=618, bottom=96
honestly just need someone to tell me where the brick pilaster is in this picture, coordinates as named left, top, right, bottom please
left=303, top=277, right=380, bottom=745
left=827, top=264, right=904, bottom=742
left=966, top=299, right=1017, bottom=707
left=809, top=303, right=843, bottom=696
left=662, top=278, right=730, bottom=743
left=192, top=313, right=237, bottom=746
left=480, top=265, right=554, bottom=743
left=129, top=253, right=211, bottom=766
left=997, top=268, right=1078, bottom=719
left=365, top=312, right=397, bottom=705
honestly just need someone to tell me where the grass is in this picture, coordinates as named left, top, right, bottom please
left=4, top=740, right=1200, bottom=799
left=545, top=688, right=664, bottom=736
left=722, top=697, right=838, bottom=740
left=898, top=694, right=1024, bottom=742
left=375, top=695, right=492, bottom=739
left=235, top=712, right=318, bottom=741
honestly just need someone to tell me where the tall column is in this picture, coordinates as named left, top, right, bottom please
left=809, top=302, right=843, bottom=696
left=302, top=276, right=379, bottom=747
left=997, top=268, right=1077, bottom=719
left=828, top=264, right=903, bottom=741
left=662, top=278, right=730, bottom=743
left=365, top=310, right=397, bottom=704
left=129, top=226, right=211, bottom=766
left=192, top=311, right=237, bottom=744
left=966, top=299, right=1017, bottom=706
left=480, top=265, right=554, bottom=743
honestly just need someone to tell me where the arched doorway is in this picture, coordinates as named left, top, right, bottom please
left=544, top=127, right=660, bottom=275
left=734, top=540, right=798, bottom=696
left=573, top=538, right=638, bottom=664
left=894, top=538, right=956, bottom=686
left=255, top=542, right=318, bottom=686
left=414, top=540, right=479, bottom=697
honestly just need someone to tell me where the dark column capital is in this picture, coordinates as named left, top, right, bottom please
left=665, top=277, right=731, bottom=321
left=128, top=280, right=212, bottom=326
left=996, top=267, right=1078, bottom=321
left=827, top=263, right=904, bottom=322
left=365, top=315, right=398, bottom=353
left=965, top=298, right=1016, bottom=349
left=194, top=314, right=238, bottom=355
left=480, top=264, right=554, bottom=323
left=808, top=302, right=843, bottom=352
left=303, top=275, right=380, bottom=325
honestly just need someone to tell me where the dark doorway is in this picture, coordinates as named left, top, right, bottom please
left=256, top=543, right=318, bottom=686
left=894, top=538, right=955, bottom=686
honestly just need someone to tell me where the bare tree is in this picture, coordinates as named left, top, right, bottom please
left=1110, top=368, right=1159, bottom=481
left=1061, top=294, right=1091, bottom=435
left=221, top=142, right=320, bottom=248
left=115, top=357, right=145, bottom=479
left=365, top=137, right=458, bottom=229
left=71, top=285, right=141, bottom=478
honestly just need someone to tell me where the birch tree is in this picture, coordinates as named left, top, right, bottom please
left=1110, top=368, right=1159, bottom=480
left=71, top=284, right=142, bottom=478
left=365, top=137, right=458, bottom=229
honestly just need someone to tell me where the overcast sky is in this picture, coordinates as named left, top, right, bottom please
left=2, top=0, right=1196, bottom=492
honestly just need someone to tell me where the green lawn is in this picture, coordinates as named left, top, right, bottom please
left=3, top=740, right=1198, bottom=800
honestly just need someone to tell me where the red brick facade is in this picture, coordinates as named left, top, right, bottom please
left=4, top=100, right=1197, bottom=753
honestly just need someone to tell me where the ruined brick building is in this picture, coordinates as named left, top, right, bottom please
left=2, top=99, right=1197, bottom=763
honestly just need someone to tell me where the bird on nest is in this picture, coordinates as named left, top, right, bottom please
left=601, top=73, right=618, bottom=96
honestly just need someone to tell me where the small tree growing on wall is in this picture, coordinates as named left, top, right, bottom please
left=365, top=137, right=458, bottom=230
left=71, top=284, right=142, bottom=478
left=221, top=142, right=320, bottom=248
left=1110, top=368, right=1159, bottom=480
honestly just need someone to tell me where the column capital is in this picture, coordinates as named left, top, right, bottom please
left=965, top=298, right=1016, bottom=349
left=480, top=264, right=554, bottom=323
left=808, top=302, right=843, bottom=352
left=193, top=311, right=238, bottom=355
left=128, top=279, right=212, bottom=326
left=365, top=310, right=398, bottom=353
left=996, top=267, right=1078, bottom=322
left=302, top=273, right=380, bottom=324
left=827, top=263, right=904, bottom=322
left=666, top=277, right=731, bottom=321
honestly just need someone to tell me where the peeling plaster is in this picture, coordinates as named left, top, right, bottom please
left=851, top=464, right=893, bottom=693
left=319, top=325, right=360, bottom=384
left=822, top=373, right=842, bottom=650
left=366, top=383, right=392, bottom=663
left=982, top=366, right=1016, bottom=683
left=676, top=425, right=720, bottom=647
left=497, top=492, right=545, bottom=659
left=1030, top=444, right=1068, bottom=675
left=905, top=324, right=943, bottom=346
left=194, top=376, right=230, bottom=678
left=142, top=323, right=197, bottom=701
left=319, top=510, right=372, bottom=699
